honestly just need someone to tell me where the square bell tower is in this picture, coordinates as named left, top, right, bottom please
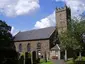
left=56, top=5, right=71, bottom=34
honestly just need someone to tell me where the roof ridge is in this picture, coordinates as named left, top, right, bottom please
left=21, top=26, right=55, bottom=33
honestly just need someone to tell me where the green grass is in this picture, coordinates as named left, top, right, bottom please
left=75, top=56, right=85, bottom=61
left=66, top=59, right=74, bottom=64
left=40, top=59, right=53, bottom=64
left=82, top=57, right=85, bottom=61
left=40, top=56, right=85, bottom=64
left=40, top=61, right=53, bottom=64
left=66, top=56, right=85, bottom=64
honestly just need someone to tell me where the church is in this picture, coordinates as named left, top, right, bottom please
left=14, top=5, right=71, bottom=60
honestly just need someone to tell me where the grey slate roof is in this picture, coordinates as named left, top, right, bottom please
left=14, top=27, right=55, bottom=41
left=51, top=44, right=60, bottom=51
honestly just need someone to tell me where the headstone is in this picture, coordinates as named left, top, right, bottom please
left=32, top=51, right=36, bottom=64
left=25, top=52, right=31, bottom=64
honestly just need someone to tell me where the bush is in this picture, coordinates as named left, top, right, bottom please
left=75, top=61, right=85, bottom=64
left=66, top=56, right=85, bottom=64
left=0, top=48, right=18, bottom=64
left=40, top=59, right=44, bottom=63
left=75, top=56, right=85, bottom=61
left=66, top=59, right=74, bottom=64
left=36, top=58, right=40, bottom=63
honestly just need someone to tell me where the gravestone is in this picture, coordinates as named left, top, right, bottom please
left=25, top=52, right=31, bottom=64
left=18, top=55, right=24, bottom=64
left=32, top=51, right=36, bottom=64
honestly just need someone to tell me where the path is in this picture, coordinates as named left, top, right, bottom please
left=51, top=59, right=65, bottom=64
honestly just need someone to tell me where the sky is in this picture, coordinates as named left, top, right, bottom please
left=0, top=0, right=85, bottom=35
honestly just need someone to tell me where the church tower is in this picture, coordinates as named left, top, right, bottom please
left=56, top=5, right=71, bottom=34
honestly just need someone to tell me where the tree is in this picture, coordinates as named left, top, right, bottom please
left=59, top=30, right=79, bottom=61
left=72, top=19, right=85, bottom=60
left=59, top=19, right=85, bottom=61
left=59, top=31, right=69, bottom=61
left=0, top=20, right=18, bottom=64
left=0, top=20, right=14, bottom=48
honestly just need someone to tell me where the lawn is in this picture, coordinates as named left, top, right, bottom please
left=66, top=56, right=85, bottom=64
left=40, top=59, right=53, bottom=64
left=40, top=61, right=53, bottom=64
left=66, top=59, right=74, bottom=64
left=40, top=56, right=85, bottom=64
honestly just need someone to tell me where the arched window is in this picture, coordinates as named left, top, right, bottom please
left=27, top=43, right=30, bottom=52
left=19, top=44, right=22, bottom=52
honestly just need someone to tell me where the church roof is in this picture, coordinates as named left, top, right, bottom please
left=14, top=27, right=55, bottom=41
left=51, top=44, right=60, bottom=51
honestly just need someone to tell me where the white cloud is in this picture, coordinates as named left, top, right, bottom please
left=34, top=11, right=56, bottom=29
left=56, top=0, right=85, bottom=19
left=11, top=26, right=19, bottom=36
left=0, top=0, right=40, bottom=17
left=34, top=0, right=85, bottom=29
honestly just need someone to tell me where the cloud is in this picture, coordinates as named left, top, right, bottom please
left=34, top=11, right=56, bottom=29
left=11, top=26, right=19, bottom=36
left=56, top=0, right=85, bottom=19
left=34, top=0, right=85, bottom=29
left=0, top=0, right=40, bottom=17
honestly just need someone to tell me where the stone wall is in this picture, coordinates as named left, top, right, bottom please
left=14, top=39, right=50, bottom=59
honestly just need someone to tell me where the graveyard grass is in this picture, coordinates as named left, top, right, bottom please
left=40, top=59, right=53, bottom=64
left=40, top=61, right=53, bottom=64
left=40, top=56, right=85, bottom=64
left=66, top=56, right=85, bottom=64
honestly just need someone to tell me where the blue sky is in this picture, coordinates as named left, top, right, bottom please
left=0, top=0, right=85, bottom=35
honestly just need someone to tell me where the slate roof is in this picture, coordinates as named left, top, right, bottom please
left=51, top=44, right=60, bottom=51
left=14, top=27, right=55, bottom=41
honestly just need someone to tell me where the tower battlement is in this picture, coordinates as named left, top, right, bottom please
left=56, top=6, right=70, bottom=13
left=56, top=6, right=66, bottom=12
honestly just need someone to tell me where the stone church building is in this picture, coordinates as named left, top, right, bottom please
left=14, top=6, right=71, bottom=60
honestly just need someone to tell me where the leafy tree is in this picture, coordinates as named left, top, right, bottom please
left=0, top=20, right=18, bottom=64
left=72, top=19, right=85, bottom=60
left=59, top=30, right=79, bottom=61
left=0, top=20, right=14, bottom=48
left=59, top=19, right=85, bottom=61
left=59, top=31, right=69, bottom=61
